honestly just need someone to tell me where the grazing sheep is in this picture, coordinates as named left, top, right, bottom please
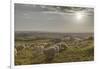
left=16, top=45, right=24, bottom=51
left=14, top=48, right=17, bottom=56
left=56, top=42, right=69, bottom=52
left=30, top=43, right=35, bottom=49
left=31, top=41, right=68, bottom=63
left=43, top=45, right=60, bottom=63
left=43, top=42, right=69, bottom=63
left=24, top=43, right=29, bottom=48
left=33, top=45, right=44, bottom=55
left=38, top=46, right=44, bottom=55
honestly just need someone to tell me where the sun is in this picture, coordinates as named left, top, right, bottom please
left=75, top=12, right=83, bottom=20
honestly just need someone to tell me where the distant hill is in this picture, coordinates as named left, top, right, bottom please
left=15, top=31, right=93, bottom=40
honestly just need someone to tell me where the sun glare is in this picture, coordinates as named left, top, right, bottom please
left=76, top=12, right=83, bottom=20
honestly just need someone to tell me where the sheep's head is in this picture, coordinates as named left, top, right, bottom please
left=60, top=44, right=68, bottom=52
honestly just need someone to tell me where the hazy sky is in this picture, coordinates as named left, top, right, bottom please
left=15, top=3, right=94, bottom=33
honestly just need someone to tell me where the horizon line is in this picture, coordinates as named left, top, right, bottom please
left=15, top=30, right=94, bottom=33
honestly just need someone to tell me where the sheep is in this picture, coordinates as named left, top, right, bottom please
left=50, top=45, right=59, bottom=54
left=32, top=45, right=45, bottom=55
left=15, top=45, right=24, bottom=51
left=43, top=45, right=59, bottom=63
left=37, top=45, right=44, bottom=55
left=39, top=42, right=68, bottom=62
left=31, top=41, right=68, bottom=63
left=55, top=42, right=69, bottom=52
left=14, top=48, right=17, bottom=56
left=24, top=43, right=30, bottom=48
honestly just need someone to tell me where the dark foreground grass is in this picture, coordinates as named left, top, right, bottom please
left=53, top=46, right=94, bottom=63
left=15, top=44, right=94, bottom=65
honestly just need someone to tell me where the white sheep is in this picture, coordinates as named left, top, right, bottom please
left=33, top=45, right=44, bottom=55
left=14, top=48, right=17, bottom=56
left=43, top=45, right=59, bottom=63
left=32, top=42, right=68, bottom=63
left=55, top=42, right=69, bottom=51
left=44, top=42, right=68, bottom=62
left=44, top=45, right=59, bottom=55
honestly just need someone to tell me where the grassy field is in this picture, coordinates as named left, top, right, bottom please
left=15, top=32, right=94, bottom=65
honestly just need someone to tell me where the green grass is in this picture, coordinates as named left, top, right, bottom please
left=53, top=46, right=94, bottom=63
left=15, top=39, right=94, bottom=65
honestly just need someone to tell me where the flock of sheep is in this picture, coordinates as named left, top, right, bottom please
left=15, top=41, right=69, bottom=62
left=15, top=36, right=93, bottom=63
